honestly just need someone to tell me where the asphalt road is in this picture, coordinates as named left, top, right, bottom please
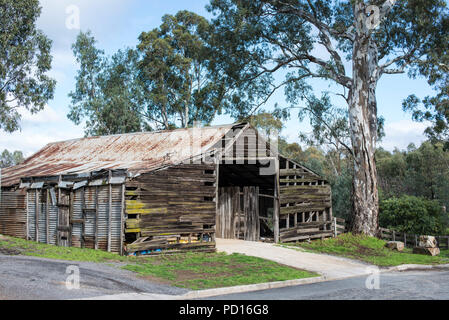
left=0, top=254, right=187, bottom=300
left=2, top=254, right=449, bottom=300
left=206, top=269, right=449, bottom=300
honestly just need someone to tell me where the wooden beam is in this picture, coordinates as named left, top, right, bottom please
left=56, top=175, right=61, bottom=246
left=69, top=189, right=74, bottom=247
left=120, top=183, right=125, bottom=255
left=95, top=186, right=99, bottom=250
left=107, top=171, right=112, bottom=252
left=35, top=189, right=39, bottom=242
left=46, top=189, right=50, bottom=244
left=26, top=190, right=29, bottom=240
left=81, top=187, right=85, bottom=248
left=273, top=157, right=280, bottom=243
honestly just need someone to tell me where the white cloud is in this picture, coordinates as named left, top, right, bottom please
left=19, top=105, right=62, bottom=125
left=380, top=119, right=430, bottom=151
left=0, top=105, right=84, bottom=157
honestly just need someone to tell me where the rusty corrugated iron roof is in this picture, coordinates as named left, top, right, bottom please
left=1, top=124, right=239, bottom=187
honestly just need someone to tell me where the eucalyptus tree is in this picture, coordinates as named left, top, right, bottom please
left=68, top=31, right=143, bottom=136
left=0, top=149, right=24, bottom=168
left=0, top=0, right=55, bottom=132
left=137, top=10, right=226, bottom=129
left=207, top=0, right=449, bottom=235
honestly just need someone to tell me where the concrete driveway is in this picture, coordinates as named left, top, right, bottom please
left=216, top=238, right=374, bottom=280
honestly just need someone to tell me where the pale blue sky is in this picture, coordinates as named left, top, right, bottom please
left=0, top=0, right=435, bottom=156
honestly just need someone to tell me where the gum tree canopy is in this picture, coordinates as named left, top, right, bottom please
left=0, top=0, right=55, bottom=132
left=207, top=0, right=449, bottom=236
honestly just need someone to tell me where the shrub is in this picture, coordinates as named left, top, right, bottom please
left=379, top=195, right=447, bottom=235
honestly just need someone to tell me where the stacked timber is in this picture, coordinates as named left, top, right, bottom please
left=278, top=162, right=332, bottom=243
left=124, top=163, right=216, bottom=254
left=280, top=221, right=333, bottom=242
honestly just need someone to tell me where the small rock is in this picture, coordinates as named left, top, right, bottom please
left=413, top=247, right=440, bottom=256
left=385, top=241, right=404, bottom=252
left=418, top=235, right=437, bottom=248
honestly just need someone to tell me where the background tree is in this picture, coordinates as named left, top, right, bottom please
left=0, top=0, right=56, bottom=132
left=380, top=196, right=447, bottom=235
left=0, top=149, right=24, bottom=168
left=68, top=31, right=144, bottom=136
left=377, top=141, right=449, bottom=209
left=137, top=11, right=226, bottom=129
left=207, top=0, right=449, bottom=235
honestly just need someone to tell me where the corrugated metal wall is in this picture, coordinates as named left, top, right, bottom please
left=27, top=189, right=58, bottom=244
left=20, top=184, right=123, bottom=253
left=0, top=189, right=27, bottom=238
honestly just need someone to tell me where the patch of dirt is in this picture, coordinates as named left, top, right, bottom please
left=173, top=269, right=212, bottom=283
left=195, top=261, right=223, bottom=268
left=0, top=246, right=22, bottom=255
left=335, top=238, right=385, bottom=257
left=350, top=244, right=385, bottom=257
left=138, top=274, right=173, bottom=286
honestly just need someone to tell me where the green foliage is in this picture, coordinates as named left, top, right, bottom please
left=206, top=0, right=449, bottom=120
left=137, top=11, right=225, bottom=129
left=288, top=233, right=449, bottom=266
left=68, top=31, right=143, bottom=136
left=377, top=141, right=449, bottom=211
left=0, top=149, right=24, bottom=168
left=247, top=112, right=283, bottom=137
left=0, top=0, right=56, bottom=132
left=379, top=195, right=447, bottom=235
left=327, top=167, right=353, bottom=222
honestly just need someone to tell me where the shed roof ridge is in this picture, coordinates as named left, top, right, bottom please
left=43, top=123, right=239, bottom=147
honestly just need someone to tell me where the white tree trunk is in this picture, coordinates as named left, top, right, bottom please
left=349, top=3, right=380, bottom=236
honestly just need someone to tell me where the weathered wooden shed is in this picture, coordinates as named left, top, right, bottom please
left=0, top=123, right=332, bottom=255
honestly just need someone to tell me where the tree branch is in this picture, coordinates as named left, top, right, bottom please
left=275, top=0, right=355, bottom=41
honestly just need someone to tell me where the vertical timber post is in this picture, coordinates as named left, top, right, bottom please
left=213, top=151, right=221, bottom=243
left=333, top=217, right=337, bottom=238
left=107, top=171, right=112, bottom=252
left=81, top=187, right=85, bottom=249
left=69, top=189, right=74, bottom=247
left=46, top=190, right=50, bottom=244
left=120, top=183, right=125, bottom=256
left=26, top=190, right=29, bottom=240
left=35, top=189, right=39, bottom=242
left=273, top=157, right=280, bottom=244
left=94, top=186, right=99, bottom=250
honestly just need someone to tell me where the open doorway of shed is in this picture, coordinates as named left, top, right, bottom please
left=216, top=163, right=275, bottom=242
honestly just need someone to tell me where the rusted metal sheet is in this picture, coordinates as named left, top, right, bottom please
left=0, top=189, right=26, bottom=238
left=1, top=125, right=235, bottom=187
left=21, top=185, right=123, bottom=253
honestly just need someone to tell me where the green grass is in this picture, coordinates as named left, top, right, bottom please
left=282, top=233, right=449, bottom=267
left=0, top=235, right=129, bottom=262
left=122, top=251, right=317, bottom=290
left=0, top=235, right=317, bottom=290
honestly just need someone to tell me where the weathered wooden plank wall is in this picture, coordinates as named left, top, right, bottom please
left=278, top=158, right=332, bottom=243
left=216, top=186, right=240, bottom=239
left=0, top=189, right=27, bottom=238
left=216, top=186, right=260, bottom=241
left=243, top=186, right=259, bottom=241
left=125, top=163, right=217, bottom=253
